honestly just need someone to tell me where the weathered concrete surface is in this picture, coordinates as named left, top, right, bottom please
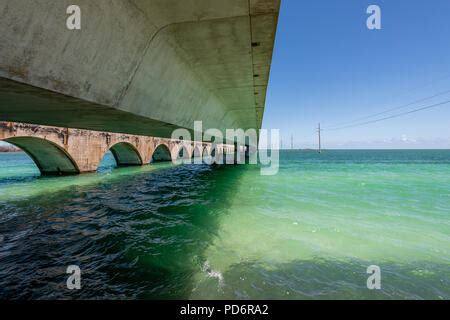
left=0, top=0, right=280, bottom=138
left=0, top=122, right=233, bottom=175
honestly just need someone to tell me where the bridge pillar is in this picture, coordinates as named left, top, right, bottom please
left=0, top=122, right=233, bottom=176
left=0, top=122, right=150, bottom=175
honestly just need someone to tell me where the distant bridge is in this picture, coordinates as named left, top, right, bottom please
left=0, top=122, right=234, bottom=175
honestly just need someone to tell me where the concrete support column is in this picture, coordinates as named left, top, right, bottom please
left=234, top=141, right=245, bottom=164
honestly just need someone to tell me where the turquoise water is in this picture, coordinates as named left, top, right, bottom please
left=0, top=150, right=449, bottom=299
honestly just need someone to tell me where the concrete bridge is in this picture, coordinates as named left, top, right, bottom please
left=0, top=122, right=234, bottom=175
left=0, top=0, right=280, bottom=139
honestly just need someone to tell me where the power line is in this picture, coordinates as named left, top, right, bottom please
left=326, top=99, right=450, bottom=131
left=325, top=88, right=450, bottom=130
left=324, top=71, right=450, bottom=130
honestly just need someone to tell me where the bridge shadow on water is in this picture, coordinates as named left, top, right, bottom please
left=0, top=161, right=251, bottom=299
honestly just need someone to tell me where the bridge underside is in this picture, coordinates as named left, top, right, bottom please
left=0, top=78, right=182, bottom=138
left=0, top=0, right=280, bottom=138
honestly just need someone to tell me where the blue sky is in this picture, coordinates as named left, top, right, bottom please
left=263, top=0, right=450, bottom=149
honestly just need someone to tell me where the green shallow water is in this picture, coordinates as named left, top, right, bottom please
left=0, top=150, right=449, bottom=299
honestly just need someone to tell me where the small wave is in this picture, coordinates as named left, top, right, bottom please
left=201, top=261, right=224, bottom=285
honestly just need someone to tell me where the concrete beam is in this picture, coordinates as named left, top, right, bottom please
left=0, top=0, right=280, bottom=138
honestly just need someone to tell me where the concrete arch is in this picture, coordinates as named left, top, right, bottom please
left=151, top=143, right=172, bottom=162
left=192, top=145, right=203, bottom=159
left=205, top=146, right=217, bottom=158
left=215, top=146, right=225, bottom=164
left=3, top=137, right=79, bottom=175
left=171, top=143, right=192, bottom=163
left=202, top=145, right=216, bottom=165
left=108, top=142, right=143, bottom=167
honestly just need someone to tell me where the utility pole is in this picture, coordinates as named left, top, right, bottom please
left=317, top=123, right=322, bottom=153
left=291, top=134, right=294, bottom=150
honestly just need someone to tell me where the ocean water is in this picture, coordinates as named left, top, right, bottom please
left=0, top=150, right=448, bottom=299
